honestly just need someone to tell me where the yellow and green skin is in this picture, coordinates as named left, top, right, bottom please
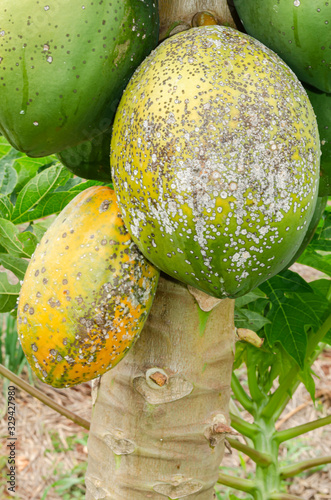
left=17, top=187, right=159, bottom=388
left=111, top=25, right=320, bottom=300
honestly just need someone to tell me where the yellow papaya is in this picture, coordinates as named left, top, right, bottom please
left=17, top=186, right=159, bottom=387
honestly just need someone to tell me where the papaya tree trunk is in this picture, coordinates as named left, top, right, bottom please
left=86, top=2, right=237, bottom=498
left=159, top=0, right=237, bottom=38
left=86, top=276, right=235, bottom=499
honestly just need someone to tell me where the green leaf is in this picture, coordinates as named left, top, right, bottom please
left=0, top=164, right=18, bottom=195
left=0, top=273, right=20, bottom=313
left=0, top=195, right=14, bottom=219
left=309, top=279, right=331, bottom=300
left=0, top=136, right=20, bottom=158
left=12, top=155, right=57, bottom=192
left=235, top=309, right=271, bottom=331
left=260, top=269, right=313, bottom=300
left=12, top=191, right=78, bottom=224
left=11, top=164, right=71, bottom=224
left=0, top=218, right=30, bottom=258
left=297, top=248, right=331, bottom=277
left=17, top=231, right=38, bottom=258
left=298, top=365, right=316, bottom=402
left=263, top=288, right=330, bottom=368
left=235, top=288, right=266, bottom=309
left=0, top=254, right=28, bottom=281
left=33, top=217, right=57, bottom=241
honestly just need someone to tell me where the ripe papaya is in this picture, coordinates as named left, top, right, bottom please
left=57, top=129, right=112, bottom=182
left=111, top=26, right=320, bottom=299
left=0, top=0, right=159, bottom=157
left=233, top=0, right=331, bottom=93
left=304, top=86, right=331, bottom=197
left=17, top=187, right=159, bottom=388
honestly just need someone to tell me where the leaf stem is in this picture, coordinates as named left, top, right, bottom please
left=280, top=455, right=331, bottom=479
left=218, top=472, right=256, bottom=494
left=0, top=364, right=90, bottom=430
left=230, top=412, right=259, bottom=439
left=227, top=437, right=273, bottom=467
left=231, top=372, right=254, bottom=414
left=276, top=414, right=331, bottom=444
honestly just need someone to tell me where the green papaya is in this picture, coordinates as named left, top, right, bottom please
left=286, top=196, right=328, bottom=268
left=0, top=0, right=159, bottom=157
left=57, top=129, right=112, bottom=182
left=304, top=86, right=331, bottom=197
left=111, top=26, right=320, bottom=299
left=233, top=0, right=331, bottom=93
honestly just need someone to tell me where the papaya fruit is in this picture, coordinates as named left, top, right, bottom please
left=286, top=196, right=328, bottom=269
left=57, top=129, right=112, bottom=182
left=111, top=26, right=320, bottom=299
left=17, top=187, right=159, bottom=387
left=233, top=0, right=331, bottom=93
left=0, top=0, right=159, bottom=157
left=304, top=86, right=331, bottom=197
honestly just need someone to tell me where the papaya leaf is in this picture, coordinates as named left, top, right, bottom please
left=235, top=309, right=271, bottom=331
left=33, top=217, right=57, bottom=242
left=0, top=272, right=20, bottom=313
left=68, top=179, right=111, bottom=192
left=0, top=195, right=13, bottom=219
left=13, top=155, right=57, bottom=193
left=0, top=164, right=18, bottom=195
left=0, top=136, right=18, bottom=158
left=0, top=254, right=28, bottom=281
left=298, top=365, right=316, bottom=402
left=17, top=231, right=39, bottom=258
left=12, top=191, right=78, bottom=224
left=296, top=248, right=331, bottom=277
left=235, top=288, right=266, bottom=308
left=260, top=269, right=313, bottom=299
left=0, top=219, right=30, bottom=258
left=262, top=287, right=330, bottom=368
left=11, top=164, right=72, bottom=224
left=309, top=279, right=331, bottom=300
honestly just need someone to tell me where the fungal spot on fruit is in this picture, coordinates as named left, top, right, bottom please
left=31, top=343, right=38, bottom=352
left=23, top=304, right=29, bottom=312
left=43, top=278, right=48, bottom=285
left=29, top=307, right=34, bottom=315
left=99, top=200, right=111, bottom=213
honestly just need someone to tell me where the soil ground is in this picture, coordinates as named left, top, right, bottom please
left=0, top=263, right=330, bottom=500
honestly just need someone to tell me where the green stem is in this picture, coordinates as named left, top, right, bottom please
left=218, top=472, right=256, bottom=494
left=231, top=372, right=254, bottom=414
left=227, top=437, right=273, bottom=467
left=280, top=455, right=331, bottom=479
left=276, top=414, right=331, bottom=444
left=262, top=312, right=331, bottom=420
left=230, top=412, right=259, bottom=439
left=0, top=364, right=90, bottom=431
left=246, top=348, right=264, bottom=403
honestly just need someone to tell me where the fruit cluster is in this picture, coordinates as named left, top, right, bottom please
left=0, top=1, right=328, bottom=386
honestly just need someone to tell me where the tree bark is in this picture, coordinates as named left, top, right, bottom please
left=86, top=276, right=235, bottom=499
